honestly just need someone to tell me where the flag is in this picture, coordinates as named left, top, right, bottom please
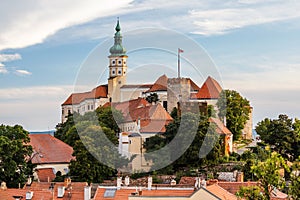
left=178, top=48, right=184, bottom=53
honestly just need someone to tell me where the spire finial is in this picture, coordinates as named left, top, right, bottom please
left=115, top=17, right=121, bottom=32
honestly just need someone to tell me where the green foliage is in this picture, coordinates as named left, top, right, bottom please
left=288, top=156, right=300, bottom=199
left=0, top=125, right=33, bottom=188
left=144, top=112, right=223, bottom=172
left=256, top=114, right=300, bottom=161
left=251, top=152, right=289, bottom=200
left=236, top=186, right=266, bottom=200
left=217, top=89, right=250, bottom=141
left=145, top=93, right=159, bottom=104
left=170, top=107, right=178, bottom=119
left=55, top=106, right=127, bottom=183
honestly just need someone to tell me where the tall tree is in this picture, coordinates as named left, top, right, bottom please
left=217, top=90, right=250, bottom=140
left=0, top=125, right=33, bottom=188
left=251, top=152, right=289, bottom=200
left=256, top=114, right=300, bottom=161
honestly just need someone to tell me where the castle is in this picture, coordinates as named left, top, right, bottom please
left=61, top=20, right=252, bottom=171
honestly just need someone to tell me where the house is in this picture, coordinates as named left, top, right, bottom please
left=28, top=134, right=74, bottom=182
left=0, top=180, right=88, bottom=200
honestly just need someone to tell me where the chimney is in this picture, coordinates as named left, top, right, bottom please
left=147, top=176, right=152, bottom=190
left=1, top=182, right=7, bottom=190
left=125, top=176, right=130, bottom=186
left=237, top=172, right=244, bottom=182
left=117, top=177, right=122, bottom=190
left=64, top=177, right=71, bottom=187
left=170, top=179, right=176, bottom=186
left=57, top=186, right=65, bottom=198
left=138, top=187, right=142, bottom=195
left=84, top=186, right=91, bottom=200
left=25, top=191, right=34, bottom=200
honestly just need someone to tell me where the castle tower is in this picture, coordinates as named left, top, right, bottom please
left=108, top=19, right=128, bottom=103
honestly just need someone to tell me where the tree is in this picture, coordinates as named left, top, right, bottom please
left=144, top=112, right=223, bottom=172
left=0, top=125, right=33, bottom=188
left=217, top=90, right=250, bottom=140
left=288, top=156, right=300, bottom=199
left=256, top=114, right=300, bottom=161
left=145, top=93, right=159, bottom=104
left=251, top=152, right=289, bottom=200
left=55, top=106, right=127, bottom=183
left=236, top=186, right=266, bottom=200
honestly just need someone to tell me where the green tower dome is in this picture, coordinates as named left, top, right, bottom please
left=109, top=20, right=127, bottom=56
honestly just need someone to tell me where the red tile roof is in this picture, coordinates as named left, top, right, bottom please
left=62, top=85, right=108, bottom=105
left=1, top=182, right=88, bottom=200
left=206, top=184, right=238, bottom=200
left=140, top=119, right=172, bottom=133
left=94, top=188, right=194, bottom=200
left=36, top=168, right=56, bottom=182
left=191, top=76, right=222, bottom=99
left=112, top=98, right=150, bottom=120
left=217, top=181, right=258, bottom=195
left=29, top=134, right=74, bottom=164
left=121, top=84, right=153, bottom=89
left=209, top=118, right=232, bottom=135
left=147, top=74, right=168, bottom=92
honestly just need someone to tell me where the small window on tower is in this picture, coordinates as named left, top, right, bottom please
left=118, top=60, right=122, bottom=65
left=123, top=61, right=126, bottom=64
left=112, top=70, right=115, bottom=75
left=112, top=60, right=116, bottom=65
left=118, top=70, right=122, bottom=75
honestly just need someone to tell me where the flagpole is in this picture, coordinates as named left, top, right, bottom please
left=178, top=48, right=180, bottom=78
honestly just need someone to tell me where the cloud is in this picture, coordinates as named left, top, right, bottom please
left=0, top=63, right=8, bottom=74
left=14, top=69, right=32, bottom=76
left=0, top=53, right=21, bottom=62
left=189, top=1, right=300, bottom=35
left=0, top=85, right=74, bottom=130
left=0, top=0, right=133, bottom=50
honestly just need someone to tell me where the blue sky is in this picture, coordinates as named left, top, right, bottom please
left=0, top=0, right=300, bottom=131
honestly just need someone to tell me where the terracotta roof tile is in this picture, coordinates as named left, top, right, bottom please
left=62, top=85, right=108, bottom=105
left=209, top=118, right=232, bottom=135
left=94, top=188, right=194, bottom=200
left=217, top=181, right=258, bottom=195
left=140, top=119, right=172, bottom=133
left=112, top=98, right=150, bottom=119
left=191, top=76, right=222, bottom=99
left=36, top=168, right=56, bottom=182
left=206, top=184, right=238, bottom=200
left=121, top=84, right=153, bottom=89
left=147, top=74, right=168, bottom=92
left=29, top=134, right=74, bottom=164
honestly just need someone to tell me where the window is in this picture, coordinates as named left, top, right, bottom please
left=118, top=70, right=122, bottom=75
left=91, top=105, right=94, bottom=110
left=87, top=105, right=90, bottom=110
left=123, top=61, right=126, bottom=64
left=104, top=189, right=116, bottom=198
left=112, top=70, right=115, bottom=75
left=68, top=109, right=71, bottom=115
left=62, top=109, right=64, bottom=115
left=118, top=60, right=122, bottom=65
left=111, top=60, right=116, bottom=65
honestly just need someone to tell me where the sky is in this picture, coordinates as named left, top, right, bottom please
left=0, top=0, right=300, bottom=131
